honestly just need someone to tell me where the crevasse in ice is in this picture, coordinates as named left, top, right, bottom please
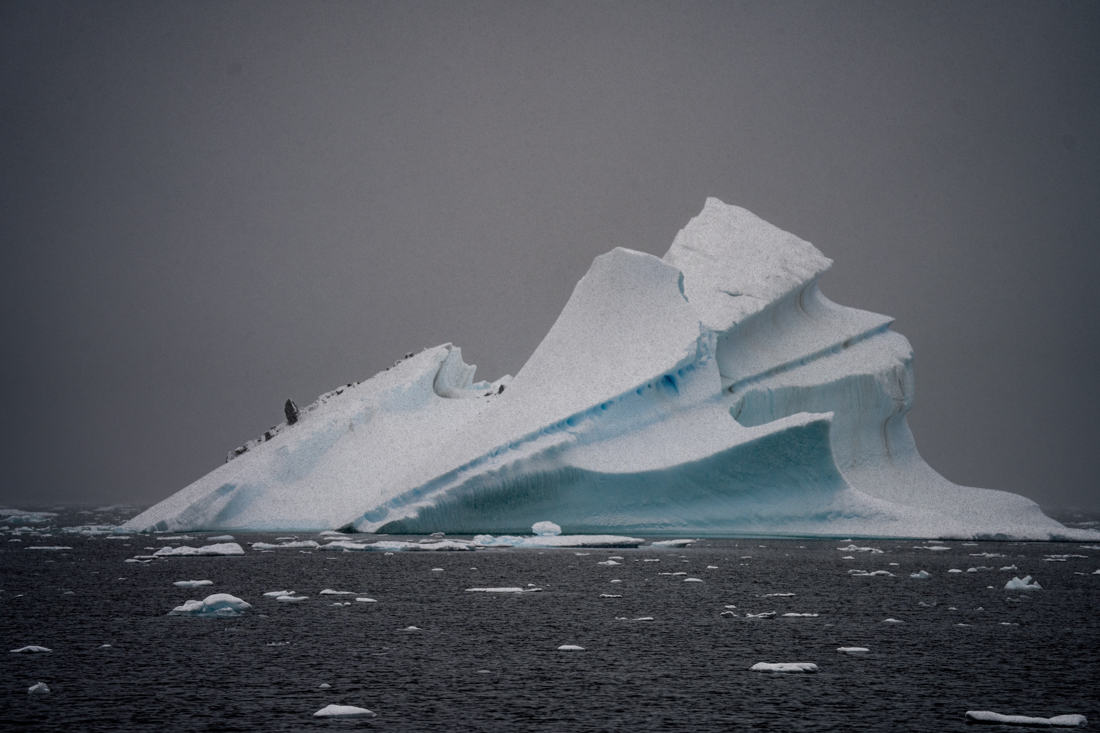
left=124, top=199, right=1099, bottom=540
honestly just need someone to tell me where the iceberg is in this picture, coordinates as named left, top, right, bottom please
left=123, top=200, right=1099, bottom=541
left=313, top=704, right=376, bottom=718
left=169, top=593, right=251, bottom=617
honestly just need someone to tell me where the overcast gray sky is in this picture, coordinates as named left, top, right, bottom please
left=1, top=1, right=1098, bottom=513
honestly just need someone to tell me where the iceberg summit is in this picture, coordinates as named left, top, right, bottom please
left=126, top=199, right=1097, bottom=541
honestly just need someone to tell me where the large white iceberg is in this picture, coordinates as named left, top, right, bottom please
left=124, top=200, right=1098, bottom=541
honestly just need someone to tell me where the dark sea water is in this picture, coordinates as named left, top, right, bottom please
left=2, top=512, right=1098, bottom=732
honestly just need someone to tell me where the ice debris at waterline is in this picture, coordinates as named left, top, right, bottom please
left=122, top=199, right=1099, bottom=541
left=964, top=711, right=1087, bottom=727
left=27, top=682, right=50, bottom=694
left=169, top=593, right=252, bottom=617
left=751, top=662, right=818, bottom=673
left=1005, top=576, right=1043, bottom=591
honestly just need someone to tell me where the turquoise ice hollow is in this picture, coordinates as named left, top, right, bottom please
left=124, top=199, right=1099, bottom=541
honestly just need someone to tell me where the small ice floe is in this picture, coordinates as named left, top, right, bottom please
left=401, top=626, right=421, bottom=632
left=431, top=568, right=444, bottom=573
left=964, top=710, right=1087, bottom=727
left=318, top=683, right=331, bottom=689
left=1080, top=545, right=1100, bottom=550
left=319, top=589, right=355, bottom=595
left=1044, top=554, right=1088, bottom=562
left=263, top=590, right=293, bottom=597
left=631, top=617, right=654, bottom=621
left=250, top=540, right=319, bottom=550
left=999, top=622, right=1019, bottom=626
left=837, top=647, right=869, bottom=654
left=207, top=535, right=235, bottom=542
left=910, top=571, right=931, bottom=579
left=970, top=552, right=1004, bottom=558
left=599, top=594, right=622, bottom=598
left=11, top=646, right=51, bottom=653
left=882, top=618, right=904, bottom=624
left=782, top=613, right=818, bottom=618
left=355, top=597, right=377, bottom=603
left=465, top=587, right=540, bottom=593
left=597, top=560, right=621, bottom=566
left=276, top=595, right=308, bottom=603
left=724, top=605, right=737, bottom=609
left=1094, top=569, right=1100, bottom=575
left=706, top=565, right=718, bottom=569
left=331, top=602, right=351, bottom=607
left=650, top=539, right=695, bottom=547
left=751, top=662, right=817, bottom=673
left=720, top=611, right=737, bottom=617
left=967, top=567, right=994, bottom=572
left=745, top=611, right=777, bottom=619
left=153, top=543, right=245, bottom=557
left=25, top=546, right=71, bottom=551
left=914, top=545, right=950, bottom=551
left=849, top=570, right=894, bottom=577
left=557, top=645, right=584, bottom=651
left=313, top=704, right=376, bottom=718
left=27, top=682, right=50, bottom=694
left=841, top=555, right=855, bottom=559
left=98, top=644, right=111, bottom=649
left=837, top=544, right=883, bottom=554
left=474, top=534, right=643, bottom=549
left=764, top=593, right=795, bottom=597
left=684, top=577, right=703, bottom=583
left=1004, top=576, right=1042, bottom=591
left=642, top=558, right=659, bottom=562
left=1000, top=565, right=1018, bottom=571
left=889, top=563, right=899, bottom=567
left=173, top=580, right=214, bottom=588
left=169, top=593, right=252, bottom=617
left=154, top=535, right=194, bottom=541
left=948, top=569, right=963, bottom=573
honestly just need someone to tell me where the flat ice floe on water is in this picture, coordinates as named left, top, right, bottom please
left=154, top=543, right=244, bottom=557
left=965, top=710, right=1087, bottom=727
left=11, top=645, right=51, bottom=653
left=169, top=593, right=251, bottom=617
left=751, top=662, right=818, bottom=673
left=313, top=704, right=376, bottom=718
left=557, top=645, right=585, bottom=651
left=1005, top=576, right=1043, bottom=591
left=27, top=682, right=50, bottom=694
left=837, top=647, right=869, bottom=654
left=173, top=580, right=214, bottom=588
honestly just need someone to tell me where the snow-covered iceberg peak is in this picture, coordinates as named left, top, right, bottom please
left=124, top=199, right=1098, bottom=541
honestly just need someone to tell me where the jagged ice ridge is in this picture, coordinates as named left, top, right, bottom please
left=125, top=199, right=1098, bottom=541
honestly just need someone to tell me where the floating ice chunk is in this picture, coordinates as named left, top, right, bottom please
left=837, top=544, right=883, bottom=554
left=970, top=552, right=1005, bottom=558
left=11, top=646, right=51, bottom=653
left=706, top=565, right=718, bottom=569
left=276, top=595, right=308, bottom=602
left=1094, top=569, right=1100, bottom=575
left=207, top=535, right=235, bottom=542
left=465, top=587, right=526, bottom=593
left=251, top=541, right=319, bottom=550
left=1000, top=565, right=1018, bottom=571
left=782, top=613, right=818, bottom=617
left=1044, top=554, right=1088, bottom=561
left=720, top=611, right=737, bottom=617
left=431, top=568, right=444, bottom=572
left=355, top=597, right=377, bottom=603
left=751, top=662, right=817, bottom=673
left=684, top=577, right=703, bottom=582
left=910, top=571, right=931, bottom=579
left=1004, top=576, right=1042, bottom=591
left=557, top=645, right=584, bottom=651
left=169, top=593, right=251, bottom=617
left=837, top=647, right=869, bottom=654
left=532, top=521, right=562, bottom=536
left=671, top=571, right=687, bottom=576
left=318, top=683, right=331, bottom=689
left=882, top=618, right=904, bottom=624
left=642, top=558, right=659, bottom=562
left=28, top=682, right=50, bottom=694
left=313, top=704, right=376, bottom=718
left=948, top=569, right=963, bottom=573
left=597, top=560, right=621, bottom=566
left=26, top=546, right=71, bottom=551
left=263, top=590, right=293, bottom=597
left=746, top=611, right=777, bottom=619
left=609, top=579, right=622, bottom=583
left=154, top=543, right=244, bottom=557
left=600, top=594, right=622, bottom=598
left=401, top=626, right=421, bottom=632
left=173, top=580, right=213, bottom=588
left=321, top=539, right=472, bottom=552
left=841, top=556, right=855, bottom=559
left=914, top=546, right=950, bottom=551
left=849, top=570, right=894, bottom=577
left=650, top=540, right=696, bottom=547
left=964, top=710, right=1087, bottom=727
left=764, top=593, right=795, bottom=597
left=319, top=589, right=355, bottom=595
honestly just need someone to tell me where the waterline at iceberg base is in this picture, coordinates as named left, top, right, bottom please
left=125, top=199, right=1098, bottom=541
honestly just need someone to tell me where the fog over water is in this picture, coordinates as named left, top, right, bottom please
left=1, top=2, right=1098, bottom=512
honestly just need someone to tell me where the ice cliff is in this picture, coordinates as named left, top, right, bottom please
left=124, top=199, right=1097, bottom=540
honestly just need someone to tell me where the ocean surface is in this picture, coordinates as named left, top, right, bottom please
left=2, top=509, right=1098, bottom=732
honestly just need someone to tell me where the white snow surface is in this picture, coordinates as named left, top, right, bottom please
left=123, top=199, right=1097, bottom=541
